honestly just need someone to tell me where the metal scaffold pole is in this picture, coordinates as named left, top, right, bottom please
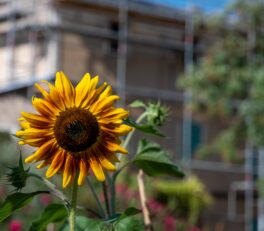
left=245, top=141, right=254, bottom=231
left=258, top=148, right=264, bottom=231
left=6, top=0, right=16, bottom=81
left=116, top=0, right=128, bottom=105
left=182, top=4, right=193, bottom=170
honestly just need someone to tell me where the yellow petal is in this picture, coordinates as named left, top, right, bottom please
left=102, top=124, right=133, bottom=136
left=25, top=139, right=54, bottom=163
left=101, top=108, right=129, bottom=119
left=104, top=142, right=128, bottom=154
left=35, top=83, right=49, bottom=98
left=21, top=112, right=53, bottom=127
left=62, top=154, right=74, bottom=188
left=90, top=159, right=105, bottom=181
left=98, top=118, right=123, bottom=124
left=98, top=85, right=112, bottom=100
left=19, top=120, right=30, bottom=129
left=16, top=128, right=53, bottom=139
left=20, top=138, right=47, bottom=147
left=32, top=97, right=58, bottom=118
left=42, top=80, right=66, bottom=111
left=75, top=73, right=91, bottom=107
left=100, top=157, right=116, bottom=171
left=36, top=160, right=50, bottom=169
left=80, top=76, right=101, bottom=108
left=46, top=150, right=65, bottom=178
left=91, top=95, right=120, bottom=114
left=78, top=159, right=89, bottom=186
left=88, top=82, right=108, bottom=106
left=55, top=71, right=75, bottom=108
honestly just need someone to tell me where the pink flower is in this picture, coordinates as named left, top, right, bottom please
left=116, top=183, right=138, bottom=199
left=164, top=215, right=176, bottom=231
left=8, top=220, right=23, bottom=231
left=39, top=194, right=52, bottom=206
left=116, top=183, right=128, bottom=193
left=148, top=198, right=164, bottom=213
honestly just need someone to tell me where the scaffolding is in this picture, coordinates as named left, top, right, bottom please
left=0, top=0, right=58, bottom=94
left=1, top=0, right=258, bottom=230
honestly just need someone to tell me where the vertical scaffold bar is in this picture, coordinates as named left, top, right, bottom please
left=116, top=0, right=128, bottom=105
left=258, top=148, right=264, bottom=231
left=6, top=0, right=16, bottom=82
left=182, top=5, right=193, bottom=170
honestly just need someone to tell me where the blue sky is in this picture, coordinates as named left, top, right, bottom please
left=142, top=0, right=231, bottom=12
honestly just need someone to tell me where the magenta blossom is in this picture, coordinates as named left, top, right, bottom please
left=148, top=198, right=165, bottom=213
left=8, top=219, right=23, bottom=231
left=39, top=194, right=52, bottom=206
left=164, top=215, right=176, bottom=231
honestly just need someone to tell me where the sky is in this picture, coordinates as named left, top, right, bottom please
left=142, top=0, right=231, bottom=13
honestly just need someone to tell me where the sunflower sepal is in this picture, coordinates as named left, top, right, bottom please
left=6, top=153, right=30, bottom=191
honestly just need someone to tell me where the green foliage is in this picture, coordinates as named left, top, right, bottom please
left=154, top=176, right=213, bottom=225
left=114, top=217, right=144, bottom=231
left=59, top=216, right=107, bottom=231
left=29, top=204, right=68, bottom=231
left=59, top=210, right=143, bottom=231
left=178, top=0, right=264, bottom=160
left=145, top=101, right=169, bottom=127
left=130, top=100, right=169, bottom=127
left=0, top=191, right=48, bottom=222
left=133, top=139, right=184, bottom=178
left=7, top=154, right=30, bottom=191
left=115, top=207, right=141, bottom=223
left=197, top=123, right=245, bottom=162
left=124, top=118, right=165, bottom=137
left=129, top=100, right=146, bottom=108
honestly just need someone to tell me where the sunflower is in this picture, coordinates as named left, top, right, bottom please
left=16, top=72, right=132, bottom=188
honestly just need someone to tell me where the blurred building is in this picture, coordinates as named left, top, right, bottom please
left=0, top=0, right=254, bottom=230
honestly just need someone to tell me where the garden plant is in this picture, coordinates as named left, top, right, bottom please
left=0, top=72, right=184, bottom=231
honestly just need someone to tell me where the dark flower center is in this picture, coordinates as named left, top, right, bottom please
left=54, top=108, right=99, bottom=152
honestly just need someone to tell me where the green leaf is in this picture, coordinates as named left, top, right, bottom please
left=115, top=217, right=144, bottom=231
left=133, top=140, right=184, bottom=178
left=129, top=100, right=146, bottom=108
left=116, top=207, right=141, bottom=223
left=60, top=214, right=143, bottom=231
left=0, top=191, right=48, bottom=222
left=29, top=204, right=68, bottom=231
left=59, top=216, right=109, bottom=231
left=124, top=118, right=165, bottom=137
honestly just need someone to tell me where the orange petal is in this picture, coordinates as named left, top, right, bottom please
left=55, top=71, right=75, bottom=108
left=90, top=159, right=105, bottom=181
left=46, top=150, right=65, bottom=178
left=62, top=154, right=74, bottom=188
left=25, top=139, right=55, bottom=163
left=78, top=159, right=89, bottom=186
left=99, top=157, right=116, bottom=171
left=75, top=73, right=91, bottom=107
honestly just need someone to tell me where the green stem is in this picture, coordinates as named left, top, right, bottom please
left=29, top=173, right=70, bottom=209
left=69, top=174, right=78, bottom=231
left=102, top=181, right=111, bottom=218
left=86, top=177, right=106, bottom=218
left=106, top=173, right=115, bottom=216
left=110, top=111, right=149, bottom=215
left=122, top=112, right=148, bottom=149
